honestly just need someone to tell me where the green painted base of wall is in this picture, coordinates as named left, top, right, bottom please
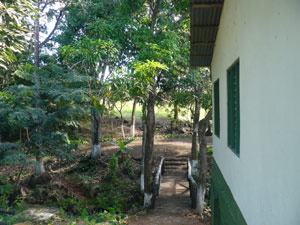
left=211, top=159, right=247, bottom=225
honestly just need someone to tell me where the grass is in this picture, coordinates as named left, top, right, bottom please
left=110, top=101, right=207, bottom=122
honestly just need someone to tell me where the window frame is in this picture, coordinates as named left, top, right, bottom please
left=213, top=79, right=220, bottom=138
left=226, top=59, right=240, bottom=157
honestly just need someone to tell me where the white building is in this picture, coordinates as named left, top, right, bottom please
left=191, top=0, right=300, bottom=224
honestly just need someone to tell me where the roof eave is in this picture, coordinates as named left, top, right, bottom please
left=190, top=0, right=224, bottom=67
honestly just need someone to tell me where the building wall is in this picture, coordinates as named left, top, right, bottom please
left=211, top=0, right=300, bottom=224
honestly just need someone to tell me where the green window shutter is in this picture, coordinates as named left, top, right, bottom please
left=214, top=79, right=220, bottom=137
left=227, top=60, right=240, bottom=156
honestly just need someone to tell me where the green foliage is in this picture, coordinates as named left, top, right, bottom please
left=0, top=177, right=14, bottom=208
left=0, top=0, right=35, bottom=69
left=0, top=62, right=89, bottom=168
left=68, top=208, right=127, bottom=225
left=0, top=1, right=213, bottom=222
left=96, top=208, right=127, bottom=225
left=207, top=146, right=213, bottom=156
left=110, top=139, right=134, bottom=158
left=59, top=36, right=118, bottom=76
left=0, top=213, right=28, bottom=225
left=92, top=140, right=139, bottom=211
left=59, top=197, right=87, bottom=214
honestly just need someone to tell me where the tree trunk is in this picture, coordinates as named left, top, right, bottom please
left=171, top=102, right=178, bottom=130
left=195, top=109, right=212, bottom=214
left=196, top=182, right=206, bottom=214
left=191, top=99, right=201, bottom=161
left=90, top=64, right=106, bottom=158
left=206, top=123, right=212, bottom=136
left=196, top=133, right=208, bottom=214
left=198, top=110, right=212, bottom=145
left=120, top=111, right=125, bottom=138
left=144, top=89, right=156, bottom=207
left=140, top=103, right=147, bottom=193
left=143, top=0, right=161, bottom=206
left=35, top=153, right=45, bottom=175
left=174, top=102, right=178, bottom=124
left=141, top=123, right=146, bottom=193
left=111, top=120, right=114, bottom=139
left=34, top=1, right=40, bottom=68
left=34, top=1, right=44, bottom=176
left=91, top=107, right=102, bottom=158
left=130, top=98, right=137, bottom=137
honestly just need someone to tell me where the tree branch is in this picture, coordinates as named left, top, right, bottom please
left=40, top=0, right=57, bottom=12
left=40, top=1, right=49, bottom=13
left=150, top=0, right=161, bottom=35
left=40, top=10, right=63, bottom=47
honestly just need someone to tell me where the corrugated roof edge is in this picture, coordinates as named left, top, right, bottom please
left=190, top=0, right=224, bottom=67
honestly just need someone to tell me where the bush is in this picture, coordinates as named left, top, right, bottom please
left=59, top=198, right=87, bottom=214
left=91, top=152, right=141, bottom=212
left=0, top=178, right=14, bottom=208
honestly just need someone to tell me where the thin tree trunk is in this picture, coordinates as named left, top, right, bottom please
left=34, top=1, right=44, bottom=176
left=206, top=123, right=212, bottom=136
left=90, top=65, right=106, bottom=158
left=171, top=102, right=178, bottom=130
left=120, top=111, right=125, bottom=138
left=174, top=102, right=178, bottom=125
left=143, top=0, right=161, bottom=207
left=35, top=153, right=45, bottom=175
left=141, top=103, right=147, bottom=193
left=34, top=1, right=40, bottom=69
left=198, top=110, right=212, bottom=146
left=144, top=88, right=156, bottom=206
left=195, top=109, right=212, bottom=214
left=191, top=99, right=201, bottom=161
left=141, top=123, right=146, bottom=193
left=111, top=120, right=114, bottom=139
left=91, top=107, right=102, bottom=158
left=130, top=98, right=137, bottom=137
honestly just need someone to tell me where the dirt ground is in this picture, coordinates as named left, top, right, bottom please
left=101, top=136, right=212, bottom=159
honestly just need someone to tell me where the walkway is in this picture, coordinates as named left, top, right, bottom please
left=127, top=157, right=209, bottom=225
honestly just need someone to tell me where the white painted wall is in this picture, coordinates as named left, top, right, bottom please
left=211, top=0, right=300, bottom=224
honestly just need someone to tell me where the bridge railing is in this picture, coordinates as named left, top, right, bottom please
left=151, top=157, right=165, bottom=208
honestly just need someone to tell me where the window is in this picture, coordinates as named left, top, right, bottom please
left=214, top=79, right=220, bottom=137
left=227, top=59, right=240, bottom=156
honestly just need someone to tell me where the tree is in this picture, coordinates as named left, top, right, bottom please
left=123, top=0, right=189, bottom=205
left=0, top=60, right=87, bottom=179
left=195, top=109, right=212, bottom=214
left=134, top=60, right=168, bottom=206
left=190, top=69, right=212, bottom=215
left=32, top=0, right=64, bottom=68
left=109, top=73, right=131, bottom=138
left=130, top=98, right=137, bottom=137
left=60, top=36, right=118, bottom=158
left=57, top=0, right=135, bottom=159
left=128, top=61, right=158, bottom=193
left=189, top=68, right=211, bottom=161
left=0, top=0, right=34, bottom=69
left=31, top=0, right=65, bottom=174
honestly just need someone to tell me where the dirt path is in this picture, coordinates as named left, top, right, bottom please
left=101, top=136, right=212, bottom=159
left=125, top=137, right=211, bottom=225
